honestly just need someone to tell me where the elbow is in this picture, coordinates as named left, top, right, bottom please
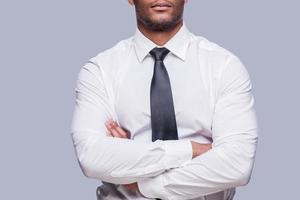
left=76, top=149, right=115, bottom=182
left=229, top=137, right=258, bottom=187
left=234, top=170, right=251, bottom=187
left=75, top=145, right=106, bottom=179
left=78, top=157, right=100, bottom=179
left=72, top=135, right=107, bottom=180
left=232, top=158, right=255, bottom=187
left=77, top=153, right=135, bottom=184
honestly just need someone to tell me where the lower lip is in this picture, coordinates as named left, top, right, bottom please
left=151, top=6, right=171, bottom=11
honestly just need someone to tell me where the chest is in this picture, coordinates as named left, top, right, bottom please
left=112, top=56, right=215, bottom=136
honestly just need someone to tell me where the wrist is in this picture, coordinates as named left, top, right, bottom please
left=191, top=141, right=199, bottom=158
left=190, top=141, right=212, bottom=158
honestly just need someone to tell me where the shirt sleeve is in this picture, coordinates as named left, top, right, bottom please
left=70, top=60, right=193, bottom=184
left=137, top=55, right=259, bottom=200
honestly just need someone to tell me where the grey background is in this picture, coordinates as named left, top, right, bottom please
left=0, top=0, right=299, bottom=199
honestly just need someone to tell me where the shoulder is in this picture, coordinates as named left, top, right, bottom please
left=190, top=33, right=238, bottom=62
left=189, top=32, right=247, bottom=78
left=80, top=36, right=134, bottom=80
left=89, top=36, right=134, bottom=65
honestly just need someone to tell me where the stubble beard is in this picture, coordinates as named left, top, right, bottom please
left=135, top=7, right=184, bottom=32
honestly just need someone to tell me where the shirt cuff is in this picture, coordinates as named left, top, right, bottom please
left=163, top=139, right=193, bottom=169
left=137, top=174, right=167, bottom=199
left=137, top=140, right=192, bottom=199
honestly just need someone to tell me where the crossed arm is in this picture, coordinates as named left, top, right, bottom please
left=104, top=119, right=212, bottom=197
left=70, top=55, right=258, bottom=200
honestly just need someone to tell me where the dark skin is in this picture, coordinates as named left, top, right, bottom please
left=128, top=0, right=187, bottom=45
left=104, top=0, right=212, bottom=196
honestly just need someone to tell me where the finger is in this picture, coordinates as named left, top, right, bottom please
left=104, top=122, right=114, bottom=135
left=108, top=121, right=127, bottom=138
left=105, top=120, right=128, bottom=138
left=108, top=121, right=126, bottom=138
left=123, top=184, right=132, bottom=190
left=123, top=183, right=137, bottom=191
left=110, top=127, right=125, bottom=138
left=105, top=120, right=114, bottom=131
left=112, top=122, right=129, bottom=138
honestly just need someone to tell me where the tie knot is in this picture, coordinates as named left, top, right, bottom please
left=149, top=47, right=170, bottom=61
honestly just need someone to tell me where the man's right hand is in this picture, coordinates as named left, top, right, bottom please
left=105, top=119, right=130, bottom=139
left=190, top=141, right=212, bottom=158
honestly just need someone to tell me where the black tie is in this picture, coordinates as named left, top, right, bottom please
left=149, top=47, right=179, bottom=143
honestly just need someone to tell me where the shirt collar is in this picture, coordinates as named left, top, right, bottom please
left=133, top=21, right=191, bottom=62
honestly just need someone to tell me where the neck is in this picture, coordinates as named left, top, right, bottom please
left=137, top=20, right=183, bottom=46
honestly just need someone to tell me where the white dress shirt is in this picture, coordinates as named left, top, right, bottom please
left=70, top=21, right=258, bottom=200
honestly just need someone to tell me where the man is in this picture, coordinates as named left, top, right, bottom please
left=70, top=0, right=258, bottom=199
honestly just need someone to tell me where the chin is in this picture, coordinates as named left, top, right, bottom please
left=151, top=15, right=173, bottom=24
